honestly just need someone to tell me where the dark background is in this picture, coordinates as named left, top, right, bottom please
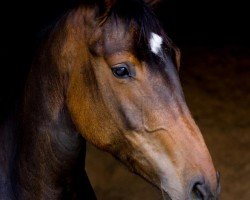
left=0, top=0, right=249, bottom=199
left=157, top=0, right=249, bottom=46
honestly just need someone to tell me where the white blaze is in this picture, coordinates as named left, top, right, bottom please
left=149, top=32, right=163, bottom=55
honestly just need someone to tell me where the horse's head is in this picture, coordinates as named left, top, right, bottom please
left=58, top=0, right=220, bottom=199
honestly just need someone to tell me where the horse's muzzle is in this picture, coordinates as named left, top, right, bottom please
left=162, top=171, right=221, bottom=200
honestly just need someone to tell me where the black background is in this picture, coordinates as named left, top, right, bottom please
left=157, top=0, right=249, bottom=46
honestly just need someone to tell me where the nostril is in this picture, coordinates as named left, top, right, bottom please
left=191, top=183, right=204, bottom=200
left=216, top=171, right=221, bottom=197
left=190, top=175, right=219, bottom=200
left=216, top=171, right=221, bottom=187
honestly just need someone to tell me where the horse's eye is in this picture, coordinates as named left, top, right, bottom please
left=111, top=64, right=131, bottom=78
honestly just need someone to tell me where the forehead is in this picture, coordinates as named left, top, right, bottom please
left=102, top=18, right=166, bottom=60
left=102, top=19, right=136, bottom=55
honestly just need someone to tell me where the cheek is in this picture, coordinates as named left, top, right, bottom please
left=66, top=63, right=117, bottom=149
left=108, top=83, right=145, bottom=131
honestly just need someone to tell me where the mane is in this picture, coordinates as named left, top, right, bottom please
left=97, top=0, right=175, bottom=61
left=79, top=0, right=174, bottom=51
left=105, top=0, right=164, bottom=43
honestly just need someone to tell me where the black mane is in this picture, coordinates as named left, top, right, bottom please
left=108, top=0, right=162, bottom=41
left=76, top=0, right=173, bottom=51
left=101, top=0, right=175, bottom=66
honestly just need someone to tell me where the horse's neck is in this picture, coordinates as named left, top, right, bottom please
left=4, top=53, right=95, bottom=199
left=17, top=107, right=83, bottom=199
left=14, top=72, right=96, bottom=199
left=0, top=10, right=97, bottom=199
left=1, top=112, right=96, bottom=200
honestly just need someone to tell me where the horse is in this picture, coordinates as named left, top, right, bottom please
left=0, top=0, right=221, bottom=199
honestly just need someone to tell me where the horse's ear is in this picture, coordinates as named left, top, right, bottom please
left=144, top=0, right=161, bottom=6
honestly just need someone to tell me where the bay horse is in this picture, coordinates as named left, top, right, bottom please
left=0, top=0, right=220, bottom=199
